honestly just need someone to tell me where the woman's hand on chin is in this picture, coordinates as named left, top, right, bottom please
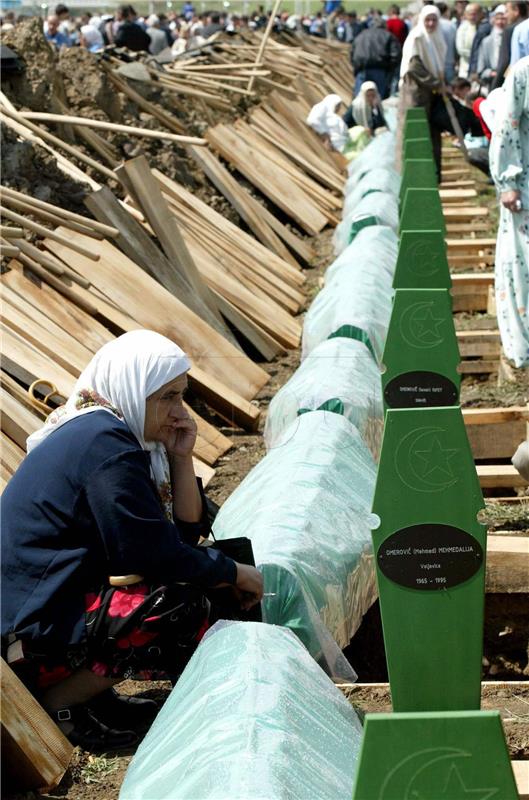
left=160, top=415, right=198, bottom=458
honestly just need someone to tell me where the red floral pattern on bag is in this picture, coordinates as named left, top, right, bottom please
left=108, top=586, right=148, bottom=618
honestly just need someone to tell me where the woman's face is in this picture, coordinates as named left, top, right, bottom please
left=144, top=374, right=188, bottom=442
left=424, top=13, right=438, bottom=32
left=365, top=89, right=377, bottom=106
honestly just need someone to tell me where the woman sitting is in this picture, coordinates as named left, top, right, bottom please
left=1, top=330, right=263, bottom=751
left=343, top=81, right=388, bottom=135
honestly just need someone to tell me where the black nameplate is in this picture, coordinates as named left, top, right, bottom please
left=384, top=371, right=458, bottom=408
left=377, top=524, right=483, bottom=590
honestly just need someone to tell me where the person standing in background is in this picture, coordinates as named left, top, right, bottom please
left=437, top=1, right=457, bottom=81
left=399, top=5, right=447, bottom=180
left=386, top=5, right=408, bottom=45
left=489, top=56, right=529, bottom=367
left=492, top=1, right=528, bottom=86
left=468, top=4, right=491, bottom=76
left=510, top=16, right=529, bottom=60
left=456, top=2, right=480, bottom=75
left=477, top=5, right=507, bottom=89
left=351, top=18, right=401, bottom=98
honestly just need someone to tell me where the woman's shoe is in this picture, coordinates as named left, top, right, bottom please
left=54, top=704, right=139, bottom=752
left=87, top=688, right=159, bottom=732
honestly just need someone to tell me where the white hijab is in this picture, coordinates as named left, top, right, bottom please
left=27, top=330, right=191, bottom=520
left=306, top=94, right=349, bottom=152
left=400, top=5, right=447, bottom=79
left=351, top=81, right=384, bottom=128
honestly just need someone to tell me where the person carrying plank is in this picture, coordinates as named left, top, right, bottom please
left=1, top=330, right=263, bottom=752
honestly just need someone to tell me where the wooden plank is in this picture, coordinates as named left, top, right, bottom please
left=120, top=157, right=228, bottom=330
left=467, top=420, right=527, bottom=460
left=463, top=407, right=529, bottom=425
left=212, top=289, right=284, bottom=361
left=0, top=386, right=41, bottom=449
left=0, top=370, right=46, bottom=421
left=486, top=535, right=529, bottom=593
left=447, top=237, right=495, bottom=251
left=2, top=267, right=113, bottom=353
left=44, top=231, right=268, bottom=402
left=459, top=360, right=499, bottom=374
left=187, top=144, right=301, bottom=269
left=477, top=464, right=528, bottom=488
left=457, top=330, right=501, bottom=358
left=206, top=124, right=328, bottom=235
left=439, top=188, right=477, bottom=202
left=1, top=658, right=73, bottom=792
left=153, top=169, right=305, bottom=289
left=1, top=325, right=77, bottom=400
left=2, top=293, right=93, bottom=378
left=443, top=206, right=489, bottom=220
left=84, top=186, right=236, bottom=344
left=0, top=433, right=25, bottom=474
left=512, top=761, right=529, bottom=800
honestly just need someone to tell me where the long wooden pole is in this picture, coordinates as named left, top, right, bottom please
left=18, top=112, right=207, bottom=146
left=247, top=0, right=282, bottom=94
left=441, top=89, right=470, bottom=163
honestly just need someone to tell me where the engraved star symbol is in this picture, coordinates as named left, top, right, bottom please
left=415, top=438, right=459, bottom=478
left=411, top=307, right=445, bottom=343
left=411, top=763, right=499, bottom=799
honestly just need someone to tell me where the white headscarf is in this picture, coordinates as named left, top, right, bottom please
left=306, top=94, right=349, bottom=152
left=27, top=330, right=190, bottom=519
left=400, top=5, right=447, bottom=79
left=351, top=81, right=384, bottom=128
left=81, top=24, right=104, bottom=49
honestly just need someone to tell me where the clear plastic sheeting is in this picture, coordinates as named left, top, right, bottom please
left=119, top=621, right=364, bottom=800
left=264, top=337, right=383, bottom=460
left=333, top=192, right=399, bottom=255
left=324, top=224, right=398, bottom=287
left=302, top=250, right=394, bottom=362
left=212, top=411, right=379, bottom=678
left=343, top=167, right=401, bottom=215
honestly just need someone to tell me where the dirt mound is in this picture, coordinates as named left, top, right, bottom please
left=1, top=18, right=64, bottom=111
left=0, top=123, right=87, bottom=212
left=58, top=48, right=122, bottom=121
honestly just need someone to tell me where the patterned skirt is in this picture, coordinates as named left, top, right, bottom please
left=25, top=582, right=210, bottom=691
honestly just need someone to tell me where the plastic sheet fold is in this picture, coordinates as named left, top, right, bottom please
left=264, top=337, right=383, bottom=460
left=119, top=621, right=364, bottom=800
left=343, top=167, right=401, bottom=216
left=324, top=224, right=398, bottom=287
left=346, top=129, right=396, bottom=185
left=333, top=192, right=399, bottom=255
left=302, top=250, right=394, bottom=362
left=212, top=411, right=379, bottom=678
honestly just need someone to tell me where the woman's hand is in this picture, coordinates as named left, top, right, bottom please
left=233, top=563, right=264, bottom=610
left=501, top=190, right=522, bottom=213
left=161, top=413, right=197, bottom=458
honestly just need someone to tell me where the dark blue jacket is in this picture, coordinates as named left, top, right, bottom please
left=1, top=411, right=236, bottom=653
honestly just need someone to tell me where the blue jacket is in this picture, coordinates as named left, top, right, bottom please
left=1, top=412, right=236, bottom=653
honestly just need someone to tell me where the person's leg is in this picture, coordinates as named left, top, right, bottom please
left=41, top=668, right=119, bottom=714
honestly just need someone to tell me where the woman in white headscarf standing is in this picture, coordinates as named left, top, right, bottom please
left=1, top=330, right=263, bottom=752
left=397, top=4, right=448, bottom=178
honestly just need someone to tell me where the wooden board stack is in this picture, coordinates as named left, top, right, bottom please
left=1, top=28, right=353, bottom=497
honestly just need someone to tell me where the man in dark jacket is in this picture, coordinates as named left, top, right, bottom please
left=491, top=0, right=528, bottom=87
left=351, top=18, right=401, bottom=98
left=114, top=5, right=151, bottom=51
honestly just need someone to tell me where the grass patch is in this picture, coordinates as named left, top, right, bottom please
left=80, top=755, right=119, bottom=785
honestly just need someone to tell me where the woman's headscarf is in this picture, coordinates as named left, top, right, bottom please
left=306, top=94, right=349, bottom=152
left=351, top=81, right=385, bottom=129
left=27, top=330, right=190, bottom=519
left=81, top=24, right=104, bottom=51
left=400, top=5, right=447, bottom=79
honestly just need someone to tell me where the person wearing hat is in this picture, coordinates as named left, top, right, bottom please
left=477, top=5, right=507, bottom=88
